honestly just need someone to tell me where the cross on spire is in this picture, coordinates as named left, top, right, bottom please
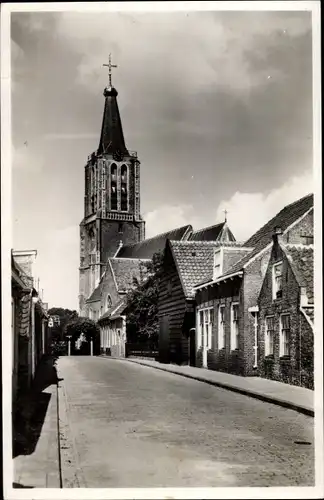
left=103, top=53, right=117, bottom=87
left=223, top=209, right=228, bottom=223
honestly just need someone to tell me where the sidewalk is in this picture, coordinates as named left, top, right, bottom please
left=103, top=357, right=314, bottom=417
left=13, top=356, right=61, bottom=488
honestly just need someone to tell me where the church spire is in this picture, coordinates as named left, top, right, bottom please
left=97, top=55, right=128, bottom=156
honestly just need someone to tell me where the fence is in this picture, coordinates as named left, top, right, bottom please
left=125, top=343, right=159, bottom=360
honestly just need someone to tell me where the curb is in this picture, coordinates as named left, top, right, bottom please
left=56, top=365, right=87, bottom=488
left=99, top=356, right=314, bottom=417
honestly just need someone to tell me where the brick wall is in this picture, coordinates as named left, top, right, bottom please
left=286, top=210, right=313, bottom=244
left=257, top=242, right=313, bottom=388
left=195, top=278, right=245, bottom=375
left=100, top=219, right=143, bottom=261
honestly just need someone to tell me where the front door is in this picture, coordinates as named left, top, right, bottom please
left=189, top=328, right=196, bottom=366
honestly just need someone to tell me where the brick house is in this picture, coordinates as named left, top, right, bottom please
left=11, top=250, right=49, bottom=409
left=194, top=194, right=314, bottom=380
left=257, top=228, right=314, bottom=388
left=158, top=222, right=236, bottom=365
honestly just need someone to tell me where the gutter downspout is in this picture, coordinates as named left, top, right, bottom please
left=31, top=297, right=38, bottom=380
left=248, top=306, right=259, bottom=369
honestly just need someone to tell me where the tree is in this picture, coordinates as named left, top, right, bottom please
left=64, top=316, right=100, bottom=354
left=125, top=251, right=164, bottom=345
left=48, top=307, right=78, bottom=342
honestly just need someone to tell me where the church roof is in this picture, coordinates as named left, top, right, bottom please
left=97, top=86, right=128, bottom=156
left=189, top=222, right=236, bottom=242
left=169, top=240, right=217, bottom=299
left=115, top=225, right=192, bottom=259
left=220, top=193, right=314, bottom=279
left=110, top=258, right=146, bottom=292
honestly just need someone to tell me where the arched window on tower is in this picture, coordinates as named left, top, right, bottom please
left=120, top=164, right=128, bottom=211
left=106, top=294, right=112, bottom=312
left=110, top=164, right=117, bottom=210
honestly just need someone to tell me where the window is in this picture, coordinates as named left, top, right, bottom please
left=118, top=223, right=123, bottom=234
left=265, top=316, right=274, bottom=356
left=280, top=314, right=290, bottom=357
left=218, top=305, right=225, bottom=349
left=214, top=249, right=223, bottom=278
left=272, top=261, right=283, bottom=299
left=300, top=232, right=313, bottom=245
left=198, top=310, right=204, bottom=348
left=106, top=294, right=112, bottom=311
left=120, top=165, right=128, bottom=211
left=110, top=164, right=118, bottom=210
left=230, top=303, right=239, bottom=350
left=198, top=308, right=213, bottom=349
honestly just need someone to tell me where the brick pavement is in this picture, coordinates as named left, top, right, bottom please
left=113, top=357, right=314, bottom=416
left=57, top=356, right=314, bottom=488
left=13, top=356, right=61, bottom=488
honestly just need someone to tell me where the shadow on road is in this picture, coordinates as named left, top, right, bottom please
left=13, top=355, right=58, bottom=459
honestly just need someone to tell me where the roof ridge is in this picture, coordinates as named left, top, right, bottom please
left=284, top=243, right=314, bottom=249
left=122, top=224, right=192, bottom=248
left=170, top=239, right=220, bottom=246
left=192, top=222, right=224, bottom=234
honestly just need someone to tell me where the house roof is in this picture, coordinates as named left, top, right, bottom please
left=115, top=225, right=192, bottom=259
left=220, top=193, right=314, bottom=279
left=98, top=299, right=127, bottom=322
left=189, top=222, right=236, bottom=242
left=19, top=292, right=32, bottom=338
left=284, top=244, right=314, bottom=304
left=169, top=240, right=217, bottom=299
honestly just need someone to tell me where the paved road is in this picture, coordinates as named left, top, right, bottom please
left=58, top=356, right=314, bottom=488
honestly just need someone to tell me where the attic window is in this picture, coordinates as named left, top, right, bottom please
left=300, top=232, right=313, bottom=245
left=272, top=261, right=283, bottom=300
left=214, top=249, right=223, bottom=279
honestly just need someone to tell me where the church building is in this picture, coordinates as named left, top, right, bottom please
left=78, top=56, right=237, bottom=359
left=79, top=56, right=145, bottom=316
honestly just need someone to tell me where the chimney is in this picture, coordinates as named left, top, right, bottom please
left=272, top=226, right=284, bottom=246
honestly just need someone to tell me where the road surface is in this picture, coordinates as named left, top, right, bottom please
left=58, top=356, right=314, bottom=488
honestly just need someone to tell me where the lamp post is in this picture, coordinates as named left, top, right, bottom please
left=66, top=335, right=72, bottom=356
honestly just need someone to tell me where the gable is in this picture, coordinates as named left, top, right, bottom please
left=170, top=240, right=216, bottom=299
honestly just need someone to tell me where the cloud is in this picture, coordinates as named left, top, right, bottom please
left=215, top=169, right=314, bottom=242
left=144, top=169, right=314, bottom=244
left=144, top=204, right=203, bottom=239
left=44, top=132, right=98, bottom=141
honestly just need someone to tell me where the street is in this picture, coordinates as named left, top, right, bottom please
left=57, top=356, right=314, bottom=488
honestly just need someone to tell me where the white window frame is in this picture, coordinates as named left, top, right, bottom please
left=280, top=314, right=291, bottom=357
left=197, top=307, right=213, bottom=349
left=272, top=261, right=283, bottom=300
left=218, top=305, right=226, bottom=349
left=230, top=302, right=239, bottom=351
left=213, top=248, right=223, bottom=279
left=265, top=316, right=274, bottom=356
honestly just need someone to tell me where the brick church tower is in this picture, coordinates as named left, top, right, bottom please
left=79, top=56, right=145, bottom=315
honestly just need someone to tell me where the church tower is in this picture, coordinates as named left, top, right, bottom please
left=79, top=56, right=145, bottom=315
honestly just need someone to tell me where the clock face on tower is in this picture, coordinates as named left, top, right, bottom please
left=112, top=149, right=124, bottom=162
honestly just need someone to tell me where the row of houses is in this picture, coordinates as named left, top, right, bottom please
left=11, top=250, right=50, bottom=412
left=90, top=193, right=314, bottom=389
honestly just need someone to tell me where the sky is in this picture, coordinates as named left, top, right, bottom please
left=10, top=8, right=314, bottom=310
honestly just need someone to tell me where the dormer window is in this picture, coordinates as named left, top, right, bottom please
left=214, top=249, right=223, bottom=279
left=106, top=294, right=112, bottom=311
left=272, top=261, right=283, bottom=300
